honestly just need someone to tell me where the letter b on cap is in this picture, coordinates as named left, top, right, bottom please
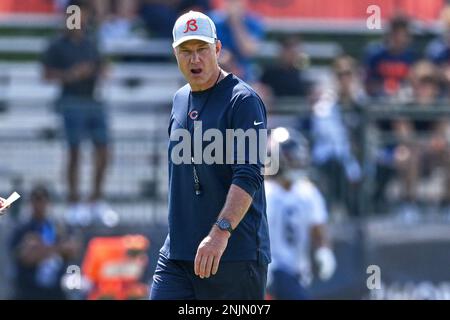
left=184, top=19, right=198, bottom=33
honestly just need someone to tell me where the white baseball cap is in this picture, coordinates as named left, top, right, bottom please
left=172, top=11, right=217, bottom=48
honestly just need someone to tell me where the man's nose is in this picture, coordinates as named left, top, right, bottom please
left=190, top=51, right=200, bottom=64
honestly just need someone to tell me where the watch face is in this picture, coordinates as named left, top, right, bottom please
left=219, top=219, right=231, bottom=230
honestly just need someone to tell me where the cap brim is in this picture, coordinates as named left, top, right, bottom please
left=172, top=35, right=216, bottom=48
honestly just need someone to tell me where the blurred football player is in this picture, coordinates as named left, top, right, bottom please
left=265, top=127, right=336, bottom=300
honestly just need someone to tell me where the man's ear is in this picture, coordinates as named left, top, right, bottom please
left=215, top=40, right=222, bottom=56
left=173, top=48, right=179, bottom=63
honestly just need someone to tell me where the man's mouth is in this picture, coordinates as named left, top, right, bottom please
left=191, top=68, right=202, bottom=75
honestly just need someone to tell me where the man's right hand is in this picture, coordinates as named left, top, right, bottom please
left=194, top=227, right=230, bottom=279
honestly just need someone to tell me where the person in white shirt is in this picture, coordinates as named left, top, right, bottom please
left=266, top=127, right=337, bottom=299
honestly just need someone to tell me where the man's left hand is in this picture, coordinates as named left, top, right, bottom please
left=0, top=197, right=10, bottom=215
left=194, top=228, right=230, bottom=278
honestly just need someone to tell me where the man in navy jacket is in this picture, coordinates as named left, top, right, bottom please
left=150, top=10, right=270, bottom=300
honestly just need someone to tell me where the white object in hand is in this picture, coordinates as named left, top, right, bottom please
left=314, top=246, right=337, bottom=281
left=0, top=191, right=21, bottom=214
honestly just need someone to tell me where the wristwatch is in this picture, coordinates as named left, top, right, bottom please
left=215, top=218, right=234, bottom=235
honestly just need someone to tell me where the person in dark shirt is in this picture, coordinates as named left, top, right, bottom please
left=150, top=10, right=270, bottom=300
left=138, top=0, right=211, bottom=38
left=261, top=37, right=310, bottom=98
left=210, top=0, right=264, bottom=82
left=10, top=185, right=80, bottom=300
left=42, top=1, right=109, bottom=221
left=364, top=14, right=417, bottom=98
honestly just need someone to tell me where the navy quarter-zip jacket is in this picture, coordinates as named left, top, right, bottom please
left=160, top=73, right=271, bottom=265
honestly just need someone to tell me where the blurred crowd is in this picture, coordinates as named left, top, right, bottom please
left=48, top=0, right=450, bottom=220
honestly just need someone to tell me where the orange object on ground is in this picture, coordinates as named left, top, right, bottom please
left=82, top=234, right=150, bottom=300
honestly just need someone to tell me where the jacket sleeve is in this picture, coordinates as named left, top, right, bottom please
left=230, top=95, right=267, bottom=198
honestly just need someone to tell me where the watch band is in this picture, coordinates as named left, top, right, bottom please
left=215, top=218, right=233, bottom=234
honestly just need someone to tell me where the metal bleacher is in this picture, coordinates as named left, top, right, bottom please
left=0, top=34, right=343, bottom=61
left=0, top=58, right=185, bottom=224
left=0, top=11, right=348, bottom=60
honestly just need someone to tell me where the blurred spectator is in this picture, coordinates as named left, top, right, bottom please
left=218, top=48, right=244, bottom=78
left=9, top=185, right=81, bottom=299
left=138, top=0, right=180, bottom=38
left=391, top=60, right=450, bottom=217
left=93, top=0, right=138, bottom=43
left=260, top=37, right=311, bottom=98
left=177, top=0, right=210, bottom=13
left=363, top=15, right=417, bottom=99
left=41, top=1, right=110, bottom=223
left=210, top=0, right=264, bottom=81
left=266, top=127, right=336, bottom=300
left=138, top=0, right=210, bottom=38
left=219, top=48, right=273, bottom=108
left=311, top=55, right=365, bottom=217
left=426, top=5, right=450, bottom=96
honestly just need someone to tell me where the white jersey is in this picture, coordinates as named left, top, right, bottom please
left=266, top=178, right=328, bottom=286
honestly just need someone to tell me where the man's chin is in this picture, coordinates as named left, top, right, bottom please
left=189, top=73, right=205, bottom=81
